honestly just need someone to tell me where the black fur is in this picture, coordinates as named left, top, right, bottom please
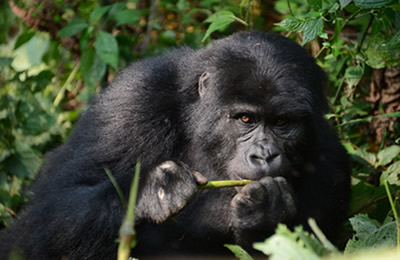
left=0, top=32, right=350, bottom=259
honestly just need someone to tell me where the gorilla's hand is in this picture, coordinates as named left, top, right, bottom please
left=137, top=161, right=206, bottom=223
left=230, top=177, right=297, bottom=244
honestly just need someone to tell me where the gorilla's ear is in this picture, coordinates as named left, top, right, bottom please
left=198, top=72, right=210, bottom=98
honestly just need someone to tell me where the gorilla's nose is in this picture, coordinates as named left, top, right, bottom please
left=247, top=144, right=281, bottom=167
left=248, top=151, right=280, bottom=166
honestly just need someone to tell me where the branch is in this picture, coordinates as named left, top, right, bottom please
left=198, top=180, right=252, bottom=190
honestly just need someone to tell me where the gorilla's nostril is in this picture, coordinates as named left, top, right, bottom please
left=266, top=153, right=279, bottom=163
left=250, top=154, right=263, bottom=160
left=250, top=153, right=279, bottom=164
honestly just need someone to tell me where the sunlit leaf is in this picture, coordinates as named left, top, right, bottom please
left=339, top=0, right=353, bottom=8
left=301, top=17, right=323, bottom=45
left=14, top=31, right=35, bottom=50
left=275, top=17, right=305, bottom=32
left=377, top=145, right=400, bottom=166
left=380, top=161, right=400, bottom=186
left=345, top=214, right=397, bottom=254
left=202, top=11, right=237, bottom=41
left=225, top=244, right=254, bottom=260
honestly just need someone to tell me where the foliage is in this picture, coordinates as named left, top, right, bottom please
left=234, top=215, right=400, bottom=260
left=0, top=0, right=399, bottom=259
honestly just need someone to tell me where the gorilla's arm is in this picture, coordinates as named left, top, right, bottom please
left=0, top=50, right=202, bottom=259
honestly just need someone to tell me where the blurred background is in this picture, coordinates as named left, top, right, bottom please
left=0, top=0, right=399, bottom=256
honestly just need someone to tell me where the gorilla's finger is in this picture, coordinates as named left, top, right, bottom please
left=193, top=171, right=208, bottom=185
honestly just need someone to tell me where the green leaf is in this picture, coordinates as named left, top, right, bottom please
left=389, top=31, right=400, bottom=48
left=14, top=31, right=35, bottom=50
left=295, top=225, right=331, bottom=257
left=344, top=66, right=364, bottom=87
left=353, top=0, right=395, bottom=9
left=57, top=18, right=88, bottom=38
left=11, top=34, right=50, bottom=71
left=5, top=141, right=42, bottom=179
left=81, top=47, right=106, bottom=88
left=29, top=70, right=54, bottom=92
left=275, top=17, right=305, bottom=32
left=89, top=6, right=111, bottom=24
left=253, top=224, right=325, bottom=259
left=377, top=145, right=400, bottom=166
left=0, top=57, right=13, bottom=67
left=380, top=161, right=400, bottom=186
left=307, top=0, right=322, bottom=10
left=254, top=234, right=320, bottom=260
left=301, top=18, right=323, bottom=45
left=202, top=10, right=237, bottom=41
left=345, top=214, right=397, bottom=254
left=95, top=31, right=119, bottom=69
left=352, top=149, right=376, bottom=165
left=114, top=9, right=142, bottom=26
left=339, top=0, right=353, bottom=9
left=225, top=244, right=254, bottom=260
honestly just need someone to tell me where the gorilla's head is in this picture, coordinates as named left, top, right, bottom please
left=187, top=32, right=328, bottom=181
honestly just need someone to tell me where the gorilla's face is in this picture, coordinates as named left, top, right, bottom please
left=225, top=102, right=302, bottom=181
left=195, top=67, right=310, bottom=182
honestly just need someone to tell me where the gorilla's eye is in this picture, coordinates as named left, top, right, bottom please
left=241, top=115, right=251, bottom=123
left=237, top=114, right=256, bottom=124
left=275, top=119, right=286, bottom=127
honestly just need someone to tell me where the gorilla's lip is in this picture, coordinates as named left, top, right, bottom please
left=233, top=170, right=281, bottom=182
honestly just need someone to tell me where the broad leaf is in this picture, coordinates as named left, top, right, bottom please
left=254, top=235, right=320, bottom=260
left=353, top=0, right=395, bottom=9
left=301, top=17, right=323, bottom=45
left=95, top=31, right=119, bottom=69
left=275, top=17, right=304, bottom=32
left=5, top=141, right=42, bottom=179
left=81, top=47, right=106, bottom=88
left=202, top=11, right=237, bottom=41
left=14, top=31, right=35, bottom=50
left=377, top=145, right=400, bottom=166
left=57, top=18, right=88, bottom=38
left=345, top=214, right=397, bottom=254
left=344, top=65, right=364, bottom=87
left=307, top=0, right=322, bottom=10
left=339, top=0, right=353, bottom=8
left=225, top=244, right=254, bottom=260
left=89, top=6, right=111, bottom=24
left=253, top=224, right=323, bottom=260
left=380, top=161, right=400, bottom=186
left=114, top=9, right=142, bottom=26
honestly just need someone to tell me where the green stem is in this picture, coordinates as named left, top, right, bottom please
left=52, top=61, right=80, bottom=111
left=356, top=13, right=374, bottom=53
left=118, top=160, right=141, bottom=260
left=308, top=218, right=338, bottom=252
left=232, top=16, right=248, bottom=27
left=384, top=180, right=400, bottom=250
left=105, top=168, right=127, bottom=208
left=286, top=0, right=293, bottom=16
left=198, top=180, right=252, bottom=190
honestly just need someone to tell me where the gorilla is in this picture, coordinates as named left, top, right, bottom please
left=0, top=31, right=350, bottom=259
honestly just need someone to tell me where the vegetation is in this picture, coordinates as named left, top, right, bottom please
left=0, top=0, right=399, bottom=258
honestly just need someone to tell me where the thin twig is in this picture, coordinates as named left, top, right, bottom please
left=384, top=181, right=400, bottom=250
left=198, top=180, right=252, bottom=190
left=141, top=0, right=158, bottom=55
left=118, top=160, right=141, bottom=260
left=356, top=13, right=374, bottom=53
left=105, top=168, right=127, bottom=208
